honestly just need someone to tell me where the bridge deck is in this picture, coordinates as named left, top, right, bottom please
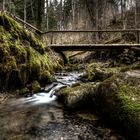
left=48, top=44, right=140, bottom=51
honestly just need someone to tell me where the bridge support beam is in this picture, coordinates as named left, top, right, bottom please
left=49, top=44, right=140, bottom=51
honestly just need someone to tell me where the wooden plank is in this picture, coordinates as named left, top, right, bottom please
left=48, top=44, right=140, bottom=51
left=44, top=29, right=140, bottom=34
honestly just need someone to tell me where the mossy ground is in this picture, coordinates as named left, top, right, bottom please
left=0, top=13, right=62, bottom=92
left=95, top=72, right=140, bottom=139
left=57, top=60, right=140, bottom=139
left=57, top=83, right=97, bottom=108
left=78, top=61, right=120, bottom=82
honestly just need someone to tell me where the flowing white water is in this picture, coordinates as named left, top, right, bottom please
left=16, top=72, right=82, bottom=106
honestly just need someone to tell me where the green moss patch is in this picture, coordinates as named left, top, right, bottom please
left=120, top=62, right=140, bottom=72
left=0, top=13, right=62, bottom=91
left=57, top=83, right=97, bottom=108
left=80, top=67, right=115, bottom=82
left=95, top=72, right=140, bottom=139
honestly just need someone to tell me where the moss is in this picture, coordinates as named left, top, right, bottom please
left=30, top=80, right=41, bottom=93
left=19, top=87, right=30, bottom=95
left=3, top=56, right=17, bottom=71
left=95, top=72, right=140, bottom=139
left=79, top=61, right=123, bottom=82
left=18, top=64, right=28, bottom=86
left=117, top=84, right=140, bottom=139
left=10, top=41, right=27, bottom=64
left=19, top=81, right=41, bottom=95
left=57, top=83, right=96, bottom=108
left=27, top=33, right=45, bottom=54
left=118, top=84, right=140, bottom=118
left=0, top=13, right=62, bottom=91
left=39, top=70, right=52, bottom=84
left=0, top=13, right=45, bottom=54
left=80, top=67, right=114, bottom=82
left=120, top=62, right=140, bottom=72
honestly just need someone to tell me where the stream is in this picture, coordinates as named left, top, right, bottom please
left=0, top=72, right=126, bottom=140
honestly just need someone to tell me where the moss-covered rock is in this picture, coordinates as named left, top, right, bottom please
left=57, top=63, right=140, bottom=139
left=80, top=67, right=114, bottom=82
left=0, top=13, right=62, bottom=91
left=19, top=87, right=30, bottom=95
left=19, top=81, right=41, bottom=95
left=120, top=62, right=140, bottom=72
left=95, top=70, right=140, bottom=139
left=56, top=83, right=97, bottom=108
left=29, top=80, right=41, bottom=93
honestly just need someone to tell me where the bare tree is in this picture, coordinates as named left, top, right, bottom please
left=44, top=0, right=49, bottom=30
left=71, top=0, right=76, bottom=28
left=24, top=0, right=27, bottom=26
left=135, top=0, right=140, bottom=26
left=2, top=0, right=5, bottom=11
left=95, top=0, right=99, bottom=41
left=30, top=0, right=35, bottom=26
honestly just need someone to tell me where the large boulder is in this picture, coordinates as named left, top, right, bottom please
left=94, top=70, right=140, bottom=139
left=56, top=83, right=97, bottom=108
left=57, top=69, right=140, bottom=139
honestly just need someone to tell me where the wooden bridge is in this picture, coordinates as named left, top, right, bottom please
left=1, top=10, right=140, bottom=52
left=45, top=30, right=140, bottom=51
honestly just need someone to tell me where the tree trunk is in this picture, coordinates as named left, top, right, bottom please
left=60, top=0, right=63, bottom=30
left=2, top=0, right=5, bottom=11
left=95, top=0, right=99, bottom=42
left=72, top=0, right=75, bottom=29
left=122, top=0, right=126, bottom=29
left=46, top=0, right=49, bottom=30
left=24, top=0, right=27, bottom=27
left=31, top=0, right=35, bottom=26
left=36, top=0, right=44, bottom=30
left=135, top=0, right=140, bottom=26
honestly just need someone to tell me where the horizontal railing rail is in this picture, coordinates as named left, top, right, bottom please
left=43, top=29, right=140, bottom=34
left=0, top=10, right=43, bottom=34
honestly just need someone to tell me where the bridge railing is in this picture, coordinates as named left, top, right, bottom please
left=43, top=29, right=140, bottom=45
left=0, top=10, right=43, bottom=35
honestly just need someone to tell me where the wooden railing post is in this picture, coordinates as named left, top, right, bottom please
left=61, top=32, right=62, bottom=45
left=137, top=30, right=140, bottom=44
left=51, top=32, right=54, bottom=44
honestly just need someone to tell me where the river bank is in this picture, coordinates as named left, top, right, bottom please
left=56, top=60, right=140, bottom=140
left=0, top=71, right=127, bottom=140
left=0, top=59, right=139, bottom=140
